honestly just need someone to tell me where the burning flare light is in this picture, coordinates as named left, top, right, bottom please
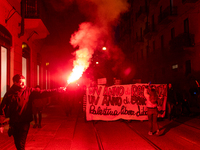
left=67, top=48, right=91, bottom=84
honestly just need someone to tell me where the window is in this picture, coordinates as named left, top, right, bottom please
left=1, top=46, right=7, bottom=99
left=153, top=41, right=155, bottom=52
left=37, top=53, right=41, bottom=86
left=170, top=0, right=173, bottom=15
left=22, top=43, right=30, bottom=86
left=171, top=28, right=175, bottom=40
left=141, top=49, right=143, bottom=59
left=25, top=0, right=39, bottom=18
left=160, top=6, right=162, bottom=18
left=37, top=65, right=39, bottom=85
left=161, top=35, right=164, bottom=50
left=146, top=46, right=149, bottom=58
left=172, top=64, right=178, bottom=69
left=135, top=13, right=137, bottom=22
left=136, top=32, right=138, bottom=41
left=152, top=15, right=155, bottom=31
left=140, top=28, right=143, bottom=41
left=22, top=57, right=27, bottom=85
left=0, top=25, right=11, bottom=100
left=185, top=60, right=191, bottom=76
left=184, top=18, right=189, bottom=33
left=162, top=67, right=165, bottom=75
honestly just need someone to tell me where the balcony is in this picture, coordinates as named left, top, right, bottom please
left=158, top=6, right=178, bottom=24
left=133, top=38, right=144, bottom=46
left=24, top=0, right=49, bottom=40
left=143, top=22, right=157, bottom=39
left=182, top=0, right=198, bottom=3
left=136, top=6, right=149, bottom=21
left=169, top=33, right=195, bottom=52
left=149, top=0, right=161, bottom=5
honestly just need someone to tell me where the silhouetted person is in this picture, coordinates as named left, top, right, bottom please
left=0, top=74, right=66, bottom=150
left=179, top=86, right=191, bottom=116
left=144, top=86, right=159, bottom=135
left=167, top=83, right=178, bottom=120
left=32, top=86, right=48, bottom=128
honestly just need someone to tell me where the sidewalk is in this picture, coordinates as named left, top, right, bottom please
left=0, top=101, right=99, bottom=150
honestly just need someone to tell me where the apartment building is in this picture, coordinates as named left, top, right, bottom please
left=0, top=0, right=49, bottom=100
left=119, top=0, right=200, bottom=87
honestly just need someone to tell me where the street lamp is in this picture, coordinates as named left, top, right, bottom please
left=102, top=47, right=107, bottom=50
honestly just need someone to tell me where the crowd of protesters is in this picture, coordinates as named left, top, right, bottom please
left=1, top=73, right=200, bottom=149
left=166, top=78, right=200, bottom=121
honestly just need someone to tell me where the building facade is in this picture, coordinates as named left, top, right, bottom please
left=0, top=0, right=50, bottom=100
left=119, top=0, right=200, bottom=88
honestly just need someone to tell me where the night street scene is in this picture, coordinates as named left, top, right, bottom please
left=1, top=0, right=200, bottom=150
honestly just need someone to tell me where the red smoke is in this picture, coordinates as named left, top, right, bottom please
left=68, top=0, right=129, bottom=83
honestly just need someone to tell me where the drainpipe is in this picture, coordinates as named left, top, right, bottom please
left=18, top=0, right=25, bottom=38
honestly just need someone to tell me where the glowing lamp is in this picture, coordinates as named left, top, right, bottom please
left=102, top=47, right=107, bottom=50
left=96, top=62, right=99, bottom=64
left=22, top=43, right=27, bottom=49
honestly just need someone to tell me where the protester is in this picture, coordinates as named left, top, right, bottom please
left=144, top=85, right=159, bottom=135
left=179, top=86, right=191, bottom=116
left=0, top=74, right=66, bottom=150
left=32, top=86, right=48, bottom=128
left=64, top=83, right=77, bottom=116
left=167, top=83, right=178, bottom=120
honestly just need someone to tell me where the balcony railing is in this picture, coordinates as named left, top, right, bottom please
left=182, top=0, right=198, bottom=3
left=136, top=6, right=149, bottom=21
left=149, top=0, right=161, bottom=5
left=143, top=22, right=157, bottom=39
left=23, top=0, right=49, bottom=39
left=158, top=6, right=178, bottom=24
left=25, top=0, right=40, bottom=18
left=134, top=38, right=144, bottom=45
left=169, top=33, right=195, bottom=49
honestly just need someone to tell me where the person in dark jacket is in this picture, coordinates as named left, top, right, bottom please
left=0, top=74, right=66, bottom=150
left=167, top=83, right=178, bottom=120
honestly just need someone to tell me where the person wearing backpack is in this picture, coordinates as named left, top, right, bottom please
left=144, top=86, right=159, bottom=135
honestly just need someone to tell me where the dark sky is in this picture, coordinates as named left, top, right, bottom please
left=43, top=0, right=86, bottom=58
left=40, top=0, right=87, bottom=77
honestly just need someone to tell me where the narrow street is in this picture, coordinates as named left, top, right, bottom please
left=0, top=101, right=200, bottom=150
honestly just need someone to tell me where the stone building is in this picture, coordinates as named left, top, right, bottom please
left=119, top=0, right=200, bottom=88
left=0, top=0, right=49, bottom=100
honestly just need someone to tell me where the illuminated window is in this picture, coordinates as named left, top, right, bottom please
left=37, top=65, right=39, bottom=85
left=37, top=53, right=41, bottom=86
left=1, top=46, right=7, bottom=99
left=22, top=42, right=30, bottom=86
left=172, top=64, right=178, bottom=69
left=46, top=69, right=47, bottom=89
left=22, top=57, right=27, bottom=85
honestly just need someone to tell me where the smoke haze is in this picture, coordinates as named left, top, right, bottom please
left=70, top=0, right=129, bottom=76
